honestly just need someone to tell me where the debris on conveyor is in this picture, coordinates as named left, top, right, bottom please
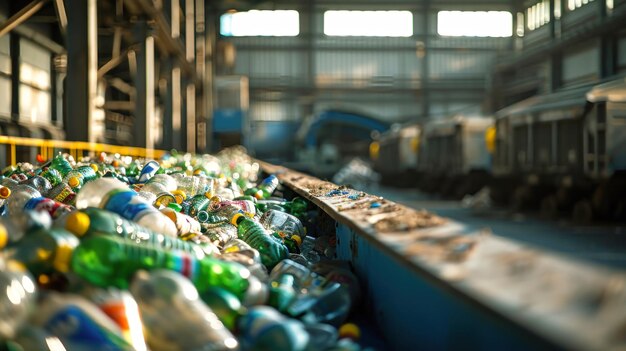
left=332, top=158, right=381, bottom=191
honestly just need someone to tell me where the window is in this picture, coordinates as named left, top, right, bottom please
left=323, top=11, right=413, bottom=37
left=526, top=1, right=550, bottom=31
left=437, top=11, right=512, bottom=37
left=568, top=0, right=594, bottom=11
left=220, top=10, right=299, bottom=36
left=19, top=39, right=51, bottom=124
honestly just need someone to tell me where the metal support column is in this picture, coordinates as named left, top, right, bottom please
left=133, top=21, right=155, bottom=150
left=9, top=33, right=19, bottom=122
left=65, top=0, right=97, bottom=142
left=195, top=0, right=206, bottom=153
left=204, top=5, right=217, bottom=153
left=184, top=0, right=195, bottom=153
left=420, top=4, right=430, bottom=120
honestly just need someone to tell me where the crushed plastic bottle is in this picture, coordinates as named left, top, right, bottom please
left=130, top=270, right=238, bottom=351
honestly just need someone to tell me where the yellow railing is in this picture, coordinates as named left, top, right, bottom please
left=0, top=136, right=168, bottom=165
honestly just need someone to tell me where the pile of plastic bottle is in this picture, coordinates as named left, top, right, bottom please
left=0, top=147, right=371, bottom=351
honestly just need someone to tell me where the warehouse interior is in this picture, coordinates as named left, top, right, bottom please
left=1, top=0, right=626, bottom=350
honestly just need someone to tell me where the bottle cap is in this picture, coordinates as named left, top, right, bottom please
left=65, top=211, right=91, bottom=237
left=338, top=323, right=361, bottom=340
left=210, top=195, right=222, bottom=203
left=68, top=176, right=81, bottom=188
left=90, top=164, right=99, bottom=172
left=0, top=186, right=10, bottom=199
left=0, top=223, right=7, bottom=249
left=204, top=191, right=214, bottom=199
left=171, top=190, right=187, bottom=204
left=230, top=213, right=244, bottom=226
left=291, top=235, right=302, bottom=247
left=53, top=241, right=75, bottom=273
left=168, top=202, right=183, bottom=212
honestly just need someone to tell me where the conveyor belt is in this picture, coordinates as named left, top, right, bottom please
left=261, top=161, right=626, bottom=351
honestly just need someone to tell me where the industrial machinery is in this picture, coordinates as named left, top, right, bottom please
left=294, top=110, right=390, bottom=179
left=493, top=76, right=626, bottom=222
left=417, top=115, right=494, bottom=199
left=371, top=122, right=421, bottom=187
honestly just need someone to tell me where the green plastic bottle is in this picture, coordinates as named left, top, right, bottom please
left=244, top=175, right=279, bottom=200
left=268, top=274, right=297, bottom=313
left=41, top=168, right=63, bottom=187
left=49, top=154, right=73, bottom=177
left=64, top=165, right=99, bottom=191
left=6, top=227, right=80, bottom=276
left=70, top=235, right=254, bottom=302
left=65, top=208, right=216, bottom=258
left=231, top=213, right=289, bottom=270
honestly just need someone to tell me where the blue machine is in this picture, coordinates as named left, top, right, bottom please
left=294, top=110, right=390, bottom=177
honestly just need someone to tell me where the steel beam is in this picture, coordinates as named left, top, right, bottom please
left=65, top=0, right=97, bottom=142
left=52, top=0, right=67, bottom=35
left=0, top=0, right=48, bottom=38
left=132, top=21, right=155, bottom=150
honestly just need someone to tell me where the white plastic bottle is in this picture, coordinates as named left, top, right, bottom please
left=130, top=270, right=239, bottom=351
left=75, top=178, right=177, bottom=237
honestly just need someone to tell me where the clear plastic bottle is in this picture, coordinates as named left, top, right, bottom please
left=136, top=174, right=177, bottom=207
left=238, top=306, right=309, bottom=351
left=130, top=270, right=239, bottom=351
left=75, top=178, right=177, bottom=237
left=260, top=209, right=306, bottom=239
left=32, top=292, right=134, bottom=351
left=172, top=174, right=206, bottom=197
left=21, top=175, right=52, bottom=194
left=5, top=184, right=42, bottom=215
left=0, top=260, right=37, bottom=340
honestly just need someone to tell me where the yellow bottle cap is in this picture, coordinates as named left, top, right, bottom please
left=0, top=187, right=11, bottom=199
left=210, top=195, right=222, bottom=203
left=171, top=190, right=187, bottom=204
left=53, top=242, right=75, bottom=273
left=0, top=223, right=7, bottom=249
left=68, top=176, right=81, bottom=188
left=230, top=213, right=244, bottom=226
left=65, top=211, right=91, bottom=237
left=90, top=164, right=99, bottom=172
left=291, top=235, right=302, bottom=247
left=339, top=323, right=361, bottom=340
left=204, top=191, right=214, bottom=199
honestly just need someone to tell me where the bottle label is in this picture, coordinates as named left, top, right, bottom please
left=24, top=197, right=72, bottom=219
left=45, top=304, right=130, bottom=350
left=169, top=250, right=199, bottom=279
left=104, top=189, right=152, bottom=221
left=52, top=186, right=76, bottom=205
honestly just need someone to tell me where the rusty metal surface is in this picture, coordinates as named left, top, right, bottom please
left=260, top=161, right=626, bottom=351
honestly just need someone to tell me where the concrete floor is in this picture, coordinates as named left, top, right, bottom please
left=365, top=185, right=626, bottom=270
